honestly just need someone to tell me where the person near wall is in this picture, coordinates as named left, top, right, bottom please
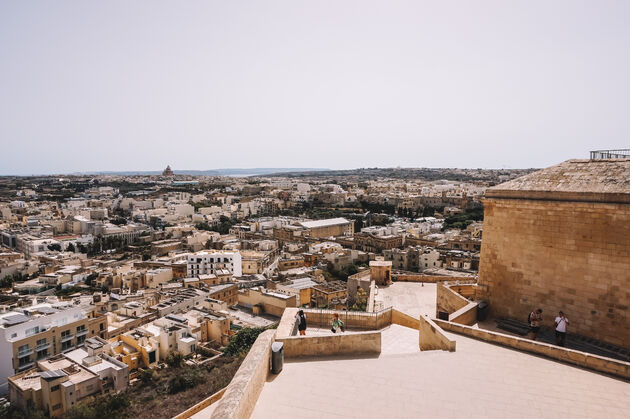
left=295, top=309, right=307, bottom=336
left=331, top=312, right=345, bottom=333
left=529, top=308, right=543, bottom=340
left=554, top=311, right=569, bottom=347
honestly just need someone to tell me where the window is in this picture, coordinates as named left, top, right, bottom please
left=25, top=326, right=39, bottom=336
left=61, top=330, right=70, bottom=338
left=52, top=404, right=62, bottom=411
left=18, top=356, right=31, bottom=366
left=37, top=338, right=47, bottom=346
left=51, top=385, right=60, bottom=392
left=100, top=323, right=104, bottom=331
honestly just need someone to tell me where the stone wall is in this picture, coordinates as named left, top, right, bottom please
left=392, top=309, right=420, bottom=329
left=478, top=198, right=630, bottom=348
left=418, top=315, right=456, bottom=351
left=210, top=330, right=275, bottom=419
left=291, top=308, right=392, bottom=331
left=435, top=319, right=630, bottom=380
left=393, top=273, right=476, bottom=283
left=436, top=283, right=470, bottom=317
left=449, top=302, right=478, bottom=326
left=278, top=332, right=381, bottom=358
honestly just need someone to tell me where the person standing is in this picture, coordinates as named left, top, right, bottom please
left=529, top=308, right=543, bottom=340
left=295, top=310, right=307, bottom=336
left=555, top=311, right=569, bottom=347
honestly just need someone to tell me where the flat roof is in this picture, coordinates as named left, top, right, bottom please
left=299, top=218, right=350, bottom=229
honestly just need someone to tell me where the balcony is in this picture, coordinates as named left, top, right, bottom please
left=17, top=349, right=34, bottom=358
left=36, top=343, right=51, bottom=351
left=590, top=149, right=630, bottom=160
left=60, top=334, right=74, bottom=343
left=76, top=329, right=89, bottom=337
left=17, top=361, right=34, bottom=371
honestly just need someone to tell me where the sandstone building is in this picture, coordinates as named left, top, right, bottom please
left=478, top=158, right=630, bottom=348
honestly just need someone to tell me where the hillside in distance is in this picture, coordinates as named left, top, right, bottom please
left=260, top=167, right=539, bottom=183
left=73, top=168, right=330, bottom=177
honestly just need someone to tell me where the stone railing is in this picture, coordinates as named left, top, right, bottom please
left=393, top=273, right=476, bottom=284
left=278, top=331, right=381, bottom=357
left=278, top=307, right=455, bottom=355
left=435, top=320, right=630, bottom=379
left=419, top=315, right=456, bottom=351
left=286, top=307, right=393, bottom=331
left=449, top=301, right=478, bottom=326
left=210, top=329, right=275, bottom=419
left=276, top=308, right=383, bottom=357
left=436, top=282, right=478, bottom=322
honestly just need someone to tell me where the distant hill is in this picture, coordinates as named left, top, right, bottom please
left=73, top=168, right=330, bottom=176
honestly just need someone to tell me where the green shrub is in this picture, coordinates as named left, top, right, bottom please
left=167, top=368, right=203, bottom=394
left=138, top=368, right=154, bottom=384
left=223, top=327, right=266, bottom=356
left=165, top=351, right=184, bottom=368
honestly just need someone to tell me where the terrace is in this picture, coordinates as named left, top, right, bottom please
left=183, top=281, right=630, bottom=419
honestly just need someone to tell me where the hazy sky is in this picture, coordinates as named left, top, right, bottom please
left=1, top=1, right=629, bottom=175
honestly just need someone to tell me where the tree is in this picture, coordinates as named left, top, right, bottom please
left=110, top=217, right=127, bottom=226
left=85, top=273, right=98, bottom=286
left=351, top=287, right=368, bottom=311
left=67, top=242, right=75, bottom=252
left=223, top=327, right=267, bottom=356
left=165, top=351, right=184, bottom=368
left=47, top=243, right=62, bottom=252
left=0, top=275, right=13, bottom=289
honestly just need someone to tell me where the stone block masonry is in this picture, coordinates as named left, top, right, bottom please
left=478, top=197, right=630, bottom=348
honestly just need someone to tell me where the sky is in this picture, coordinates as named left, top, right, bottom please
left=1, top=1, right=629, bottom=175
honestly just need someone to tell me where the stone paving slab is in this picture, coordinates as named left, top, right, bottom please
left=253, top=330, right=630, bottom=419
left=374, top=282, right=436, bottom=318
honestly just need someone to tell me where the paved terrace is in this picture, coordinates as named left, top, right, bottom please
left=374, top=282, right=436, bottom=318
left=253, top=329, right=630, bottom=419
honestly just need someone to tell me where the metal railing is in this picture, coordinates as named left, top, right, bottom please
left=297, top=307, right=393, bottom=332
left=590, top=149, right=630, bottom=159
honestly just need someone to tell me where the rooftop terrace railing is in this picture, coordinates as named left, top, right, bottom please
left=296, top=307, right=393, bottom=333
left=590, top=149, right=630, bottom=159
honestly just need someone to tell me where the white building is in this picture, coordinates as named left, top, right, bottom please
left=187, top=251, right=242, bottom=277
left=139, top=315, right=198, bottom=360
left=63, top=337, right=129, bottom=392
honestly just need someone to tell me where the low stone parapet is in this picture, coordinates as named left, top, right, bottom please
left=278, top=331, right=381, bottom=358
left=418, top=315, right=456, bottom=351
left=435, top=319, right=630, bottom=379
left=210, top=329, right=275, bottom=419
left=449, top=301, right=478, bottom=326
